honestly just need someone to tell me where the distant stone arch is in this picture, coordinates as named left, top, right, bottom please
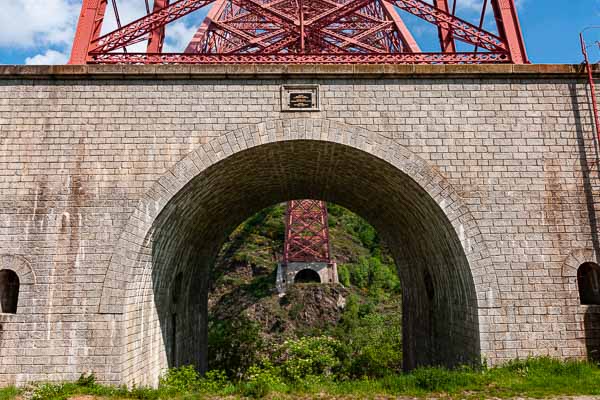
left=294, top=269, right=321, bottom=284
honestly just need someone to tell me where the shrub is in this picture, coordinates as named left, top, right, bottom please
left=276, top=336, right=343, bottom=382
left=199, top=369, right=230, bottom=393
left=333, top=294, right=402, bottom=379
left=208, top=316, right=264, bottom=378
left=159, top=365, right=201, bottom=392
left=31, top=383, right=70, bottom=400
left=241, top=364, right=286, bottom=398
left=338, top=264, right=351, bottom=287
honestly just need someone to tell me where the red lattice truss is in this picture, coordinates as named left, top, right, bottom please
left=283, top=200, right=331, bottom=263
left=70, top=0, right=528, bottom=65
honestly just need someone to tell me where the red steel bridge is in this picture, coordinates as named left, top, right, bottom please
left=69, top=0, right=529, bottom=264
left=70, top=0, right=528, bottom=65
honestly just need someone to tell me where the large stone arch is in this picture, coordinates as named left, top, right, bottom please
left=99, top=118, right=499, bottom=385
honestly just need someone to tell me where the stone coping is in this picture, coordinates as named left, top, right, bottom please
left=0, top=63, right=597, bottom=79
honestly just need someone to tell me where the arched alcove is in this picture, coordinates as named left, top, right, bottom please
left=0, top=269, right=20, bottom=314
left=99, top=119, right=497, bottom=386
left=294, top=269, right=321, bottom=284
left=578, top=262, right=600, bottom=305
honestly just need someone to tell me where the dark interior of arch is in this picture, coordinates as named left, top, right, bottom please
left=294, top=269, right=321, bottom=284
left=578, top=262, right=600, bottom=305
left=149, top=140, right=480, bottom=372
left=0, top=269, right=19, bottom=314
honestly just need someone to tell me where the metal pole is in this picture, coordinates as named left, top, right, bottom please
left=299, top=0, right=305, bottom=53
left=581, top=32, right=600, bottom=145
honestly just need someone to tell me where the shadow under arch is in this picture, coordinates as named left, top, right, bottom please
left=100, top=119, right=498, bottom=386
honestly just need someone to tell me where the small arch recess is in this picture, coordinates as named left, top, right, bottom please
left=578, top=262, right=600, bottom=305
left=294, top=269, right=321, bottom=284
left=0, top=269, right=20, bottom=314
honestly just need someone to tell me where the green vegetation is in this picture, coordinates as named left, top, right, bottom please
left=10, top=205, right=599, bottom=399
left=0, top=387, right=18, bottom=400
left=208, top=203, right=403, bottom=382
left=7, top=358, right=600, bottom=399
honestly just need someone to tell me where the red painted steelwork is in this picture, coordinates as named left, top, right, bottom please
left=147, top=0, right=170, bottom=53
left=89, top=51, right=508, bottom=64
left=69, top=0, right=108, bottom=64
left=70, top=0, right=528, bottom=65
left=434, top=0, right=456, bottom=53
left=283, top=200, right=331, bottom=264
left=581, top=31, right=600, bottom=147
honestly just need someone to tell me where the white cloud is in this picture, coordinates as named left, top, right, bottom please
left=0, top=0, right=80, bottom=48
left=25, top=49, right=70, bottom=65
left=164, top=22, right=199, bottom=53
left=100, top=0, right=200, bottom=53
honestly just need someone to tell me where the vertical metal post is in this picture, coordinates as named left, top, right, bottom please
left=581, top=32, right=600, bottom=145
left=148, top=0, right=170, bottom=53
left=299, top=0, right=305, bottom=53
left=490, top=0, right=528, bottom=63
left=69, top=0, right=108, bottom=64
left=434, top=0, right=456, bottom=53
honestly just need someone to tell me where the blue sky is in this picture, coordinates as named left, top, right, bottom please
left=0, top=0, right=598, bottom=65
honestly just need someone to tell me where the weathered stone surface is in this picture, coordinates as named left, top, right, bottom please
left=0, top=66, right=598, bottom=387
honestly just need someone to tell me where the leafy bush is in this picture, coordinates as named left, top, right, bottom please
left=159, top=365, right=200, bottom=392
left=337, top=264, right=351, bottom=287
left=276, top=336, right=343, bottom=382
left=334, top=301, right=403, bottom=378
left=208, top=316, right=264, bottom=378
left=199, top=369, right=230, bottom=392
left=241, top=364, right=286, bottom=398
left=31, top=383, right=69, bottom=400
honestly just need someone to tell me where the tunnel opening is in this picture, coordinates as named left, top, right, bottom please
left=293, top=269, right=321, bottom=284
left=117, top=138, right=482, bottom=385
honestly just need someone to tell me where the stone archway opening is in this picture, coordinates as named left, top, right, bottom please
left=294, top=269, right=321, bottom=284
left=0, top=269, right=19, bottom=314
left=119, top=138, right=482, bottom=384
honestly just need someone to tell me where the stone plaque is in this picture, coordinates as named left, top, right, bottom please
left=289, top=92, right=313, bottom=109
left=281, top=85, right=320, bottom=111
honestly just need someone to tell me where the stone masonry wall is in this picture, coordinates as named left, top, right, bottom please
left=0, top=64, right=599, bottom=386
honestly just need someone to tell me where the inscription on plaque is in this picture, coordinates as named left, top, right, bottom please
left=289, top=92, right=313, bottom=109
left=281, top=85, right=319, bottom=111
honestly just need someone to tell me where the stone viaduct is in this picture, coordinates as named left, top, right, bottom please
left=0, top=64, right=599, bottom=387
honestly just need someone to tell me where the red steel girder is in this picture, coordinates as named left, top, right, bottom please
left=186, top=0, right=422, bottom=56
left=490, top=0, right=529, bottom=63
left=70, top=0, right=108, bottom=64
left=89, top=0, right=216, bottom=54
left=70, top=0, right=528, bottom=65
left=283, top=200, right=331, bottom=264
left=434, top=0, right=456, bottom=53
left=147, top=0, right=170, bottom=53
left=89, top=51, right=510, bottom=64
left=385, top=0, right=506, bottom=51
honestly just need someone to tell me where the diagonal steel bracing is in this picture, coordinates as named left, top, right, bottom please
left=70, top=0, right=528, bottom=64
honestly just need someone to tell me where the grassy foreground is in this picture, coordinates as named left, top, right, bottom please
left=3, top=358, right=600, bottom=399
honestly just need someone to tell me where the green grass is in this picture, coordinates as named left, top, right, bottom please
left=4, top=358, right=600, bottom=400
left=0, top=387, right=19, bottom=400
